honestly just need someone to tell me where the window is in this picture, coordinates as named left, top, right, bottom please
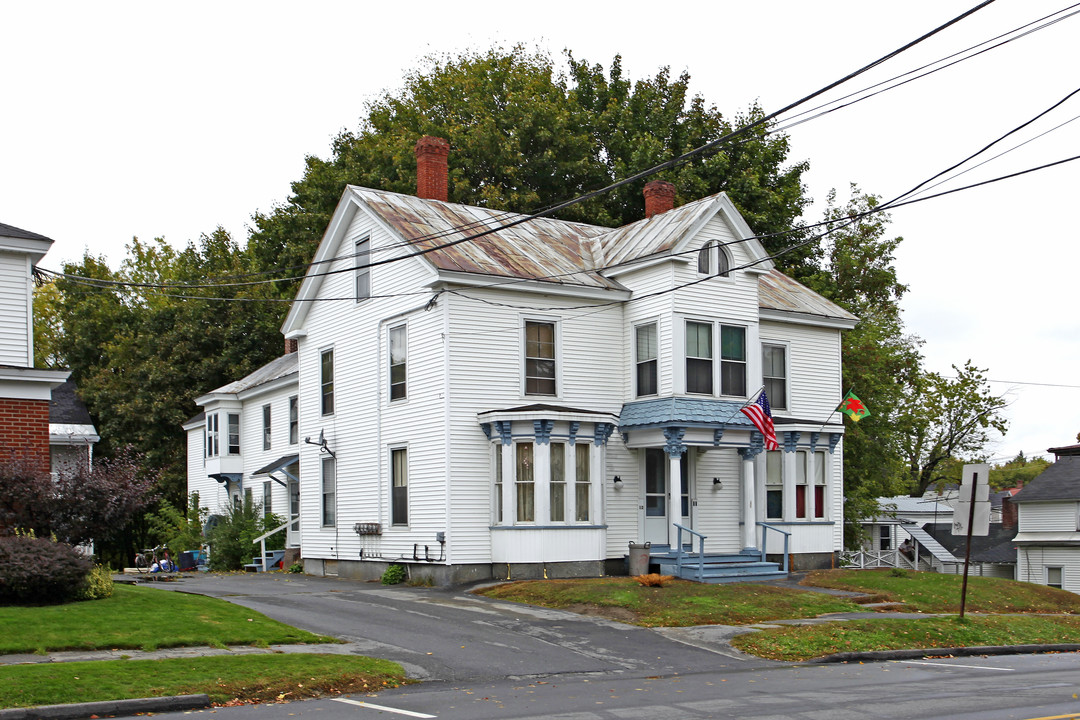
left=879, top=524, right=891, bottom=551
left=355, top=237, right=370, bottom=301
left=1046, top=567, right=1063, bottom=589
left=493, top=445, right=503, bottom=524
left=795, top=451, right=808, bottom=519
left=686, top=321, right=713, bottom=394
left=206, top=414, right=219, bottom=457
left=391, top=448, right=408, bottom=525
left=814, top=451, right=827, bottom=519
left=635, top=323, right=657, bottom=397
left=720, top=325, right=746, bottom=396
left=321, top=456, right=336, bottom=526
left=263, top=481, right=272, bottom=516
left=697, top=242, right=730, bottom=277
left=762, top=344, right=787, bottom=410
left=389, top=325, right=407, bottom=401
left=227, top=413, right=240, bottom=455
left=321, top=349, right=334, bottom=415
left=516, top=443, right=535, bottom=522
left=765, top=451, right=783, bottom=519
left=550, top=443, right=566, bottom=522
left=575, top=443, right=591, bottom=522
left=288, top=396, right=298, bottom=445
left=262, top=404, right=272, bottom=451
left=524, top=321, right=556, bottom=396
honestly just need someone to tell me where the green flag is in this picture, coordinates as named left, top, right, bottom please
left=837, top=391, right=870, bottom=422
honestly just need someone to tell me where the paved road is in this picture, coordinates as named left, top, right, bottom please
left=150, top=572, right=766, bottom=682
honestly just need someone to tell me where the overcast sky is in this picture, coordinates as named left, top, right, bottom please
left=3, top=1, right=1077, bottom=463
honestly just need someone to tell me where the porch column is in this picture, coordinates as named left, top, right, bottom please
left=738, top=437, right=764, bottom=551
left=534, top=420, right=553, bottom=524
left=663, top=427, right=687, bottom=548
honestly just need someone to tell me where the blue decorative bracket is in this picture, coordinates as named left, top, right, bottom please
left=481, top=423, right=492, bottom=441
left=593, top=422, right=614, bottom=447
left=663, top=426, right=687, bottom=457
left=783, top=431, right=801, bottom=453
left=829, top=433, right=842, bottom=454
left=713, top=428, right=725, bottom=446
left=494, top=420, right=513, bottom=446
left=568, top=421, right=580, bottom=446
left=533, top=419, right=554, bottom=445
left=810, top=431, right=821, bottom=453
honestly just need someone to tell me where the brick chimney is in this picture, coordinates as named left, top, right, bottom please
left=284, top=337, right=298, bottom=354
left=1001, top=495, right=1017, bottom=530
left=415, top=136, right=450, bottom=202
left=643, top=180, right=676, bottom=218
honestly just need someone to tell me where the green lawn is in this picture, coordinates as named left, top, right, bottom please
left=475, top=576, right=864, bottom=626
left=0, top=584, right=333, bottom=654
left=0, top=654, right=405, bottom=709
left=802, top=569, right=1080, bottom=614
left=731, top=614, right=1080, bottom=661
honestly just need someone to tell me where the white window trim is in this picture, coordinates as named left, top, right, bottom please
left=697, top=241, right=733, bottom=279
left=521, top=316, right=560, bottom=398
left=389, top=444, right=409, bottom=527
left=389, top=323, right=407, bottom=403
left=262, top=404, right=272, bottom=451
left=320, top=346, right=335, bottom=416
left=634, top=319, right=660, bottom=398
left=321, top=455, right=336, bottom=528
left=761, top=340, right=790, bottom=412
left=718, top=323, right=748, bottom=398
left=681, top=318, right=748, bottom=398
left=684, top=318, right=714, bottom=396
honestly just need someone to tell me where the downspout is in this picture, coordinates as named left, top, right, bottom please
left=442, top=293, right=453, bottom=569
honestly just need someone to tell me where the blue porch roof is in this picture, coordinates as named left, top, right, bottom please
left=619, top=398, right=755, bottom=429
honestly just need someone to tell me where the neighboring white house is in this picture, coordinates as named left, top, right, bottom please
left=1012, top=444, right=1080, bottom=593
left=0, top=222, right=97, bottom=477
left=186, top=137, right=857, bottom=584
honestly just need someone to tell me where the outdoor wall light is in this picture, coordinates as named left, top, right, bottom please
left=613, top=475, right=623, bottom=488
left=713, top=477, right=722, bottom=489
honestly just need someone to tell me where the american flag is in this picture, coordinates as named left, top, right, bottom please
left=741, top=390, right=779, bottom=451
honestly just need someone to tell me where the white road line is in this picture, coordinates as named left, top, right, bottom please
left=332, top=697, right=437, bottom=717
left=894, top=660, right=1015, bottom=671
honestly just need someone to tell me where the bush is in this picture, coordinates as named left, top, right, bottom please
left=205, top=495, right=285, bottom=571
left=75, top=564, right=114, bottom=600
left=381, top=564, right=407, bottom=585
left=147, top=492, right=208, bottom=558
left=288, top=562, right=304, bottom=574
left=0, top=536, right=92, bottom=604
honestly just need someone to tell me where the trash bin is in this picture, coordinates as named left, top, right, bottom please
left=628, top=541, right=651, bottom=576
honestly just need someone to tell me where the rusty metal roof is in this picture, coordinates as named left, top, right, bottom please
left=593, top=194, right=720, bottom=267
left=354, top=187, right=622, bottom=290
left=758, top=269, right=858, bottom=323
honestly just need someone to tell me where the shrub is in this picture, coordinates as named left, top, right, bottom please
left=0, top=535, right=92, bottom=604
left=382, top=564, right=407, bottom=585
left=205, top=495, right=285, bottom=571
left=75, top=564, right=115, bottom=600
left=147, top=492, right=208, bottom=558
left=288, top=562, right=304, bottom=574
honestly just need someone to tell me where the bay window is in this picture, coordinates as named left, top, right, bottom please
left=575, top=443, right=591, bottom=522
left=227, top=413, right=240, bottom=455
left=516, top=443, right=535, bottom=522
left=550, top=443, right=566, bottom=522
left=719, top=325, right=746, bottom=396
left=765, top=451, right=783, bottom=520
left=686, top=321, right=713, bottom=394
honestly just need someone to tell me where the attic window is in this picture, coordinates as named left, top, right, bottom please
left=697, top=242, right=730, bottom=277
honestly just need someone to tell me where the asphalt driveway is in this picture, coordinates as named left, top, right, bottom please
left=148, top=572, right=766, bottom=682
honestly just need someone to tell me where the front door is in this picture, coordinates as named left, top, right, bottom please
left=643, top=448, right=691, bottom=545
left=286, top=471, right=301, bottom=548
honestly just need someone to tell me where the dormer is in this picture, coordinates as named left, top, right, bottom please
left=0, top=222, right=54, bottom=368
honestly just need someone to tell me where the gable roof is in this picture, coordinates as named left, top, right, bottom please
left=0, top=221, right=54, bottom=264
left=1011, top=455, right=1080, bottom=503
left=201, top=352, right=298, bottom=398
left=922, top=522, right=1018, bottom=564
left=0, top=222, right=52, bottom=243
left=49, top=380, right=94, bottom=424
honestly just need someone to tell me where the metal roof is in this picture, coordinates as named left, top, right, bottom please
left=593, top=194, right=720, bottom=267
left=354, top=187, right=622, bottom=290
left=206, top=352, right=298, bottom=396
left=758, top=270, right=858, bottom=323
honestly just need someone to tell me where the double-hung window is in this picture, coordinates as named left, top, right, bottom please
left=524, top=321, right=556, bottom=396
left=321, top=456, right=336, bottom=527
left=391, top=448, right=408, bottom=525
left=765, top=451, right=783, bottom=520
left=493, top=445, right=503, bottom=524
left=635, top=323, right=658, bottom=397
left=550, top=443, right=566, bottom=522
left=814, top=450, right=827, bottom=519
left=262, top=481, right=272, bottom=516
left=1046, top=567, right=1064, bottom=589
left=685, top=321, right=713, bottom=394
left=321, top=349, right=334, bottom=415
left=389, top=324, right=407, bottom=401
left=575, top=443, right=591, bottom=522
left=288, top=396, right=298, bottom=445
left=355, top=237, right=371, bottom=301
left=227, top=413, right=240, bottom=455
left=795, top=450, right=808, bottom=519
left=262, top=404, right=272, bottom=451
left=516, top=443, right=535, bottom=522
left=206, top=414, right=219, bottom=457
left=719, top=325, right=746, bottom=396
left=762, top=344, right=787, bottom=410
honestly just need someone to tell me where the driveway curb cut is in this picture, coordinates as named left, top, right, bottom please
left=0, top=693, right=210, bottom=720
left=812, top=643, right=1080, bottom=663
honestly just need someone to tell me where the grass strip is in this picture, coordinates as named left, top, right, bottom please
left=731, top=614, right=1080, bottom=661
left=476, top=577, right=863, bottom=626
left=0, top=585, right=333, bottom=654
left=802, top=569, right=1080, bottom=614
left=0, top=653, right=406, bottom=709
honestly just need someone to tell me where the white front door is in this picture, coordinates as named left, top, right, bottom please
left=643, top=448, right=691, bottom=545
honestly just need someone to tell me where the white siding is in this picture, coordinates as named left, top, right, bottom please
left=1019, top=502, right=1079, bottom=533
left=759, top=319, right=844, bottom=422
left=1016, top=545, right=1080, bottom=593
left=0, top=252, right=31, bottom=367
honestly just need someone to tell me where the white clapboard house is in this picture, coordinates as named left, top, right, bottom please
left=186, top=137, right=857, bottom=584
left=1012, top=443, right=1080, bottom=593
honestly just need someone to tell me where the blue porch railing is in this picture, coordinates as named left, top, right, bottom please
left=672, top=523, right=708, bottom=581
left=757, top=521, right=791, bottom=573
